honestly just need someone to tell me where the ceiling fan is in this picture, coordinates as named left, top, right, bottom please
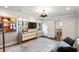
left=40, top=10, right=48, bottom=17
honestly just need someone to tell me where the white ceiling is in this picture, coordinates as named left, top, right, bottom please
left=0, top=6, right=79, bottom=17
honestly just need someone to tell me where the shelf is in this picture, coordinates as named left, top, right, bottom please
left=18, top=31, right=37, bottom=42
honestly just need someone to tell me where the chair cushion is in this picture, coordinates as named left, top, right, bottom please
left=63, top=37, right=75, bottom=46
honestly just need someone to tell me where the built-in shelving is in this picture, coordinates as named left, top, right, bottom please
left=17, top=31, right=37, bottom=43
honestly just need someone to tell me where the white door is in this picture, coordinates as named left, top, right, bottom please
left=42, top=23, right=48, bottom=36
left=47, top=21, right=55, bottom=37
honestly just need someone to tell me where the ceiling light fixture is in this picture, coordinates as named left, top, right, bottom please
left=40, top=10, right=48, bottom=17
left=35, top=6, right=53, bottom=17
left=66, top=7, right=70, bottom=10
left=60, top=22, right=63, bottom=27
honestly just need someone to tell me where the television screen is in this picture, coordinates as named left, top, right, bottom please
left=28, top=22, right=37, bottom=29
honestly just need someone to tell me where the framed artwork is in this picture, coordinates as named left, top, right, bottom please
left=0, top=16, right=16, bottom=32
left=0, top=17, right=16, bottom=32
left=0, top=16, right=3, bottom=32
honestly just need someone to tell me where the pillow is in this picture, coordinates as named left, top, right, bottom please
left=63, top=37, right=75, bottom=46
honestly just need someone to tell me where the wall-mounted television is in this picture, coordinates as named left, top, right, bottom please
left=28, top=22, right=37, bottom=29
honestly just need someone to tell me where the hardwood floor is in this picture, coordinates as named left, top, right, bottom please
left=0, top=37, right=70, bottom=52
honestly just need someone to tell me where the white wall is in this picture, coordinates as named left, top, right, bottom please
left=42, top=20, right=55, bottom=37
left=0, top=9, right=20, bottom=48
left=0, top=32, right=18, bottom=48
left=42, top=22, right=48, bottom=36
left=62, top=17, right=77, bottom=39
left=0, top=9, right=30, bottom=48
left=42, top=15, right=78, bottom=39
left=47, top=21, right=55, bottom=37
left=0, top=8, right=42, bottom=48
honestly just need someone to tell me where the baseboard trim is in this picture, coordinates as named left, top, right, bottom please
left=22, top=37, right=37, bottom=43
left=0, top=41, right=18, bottom=49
